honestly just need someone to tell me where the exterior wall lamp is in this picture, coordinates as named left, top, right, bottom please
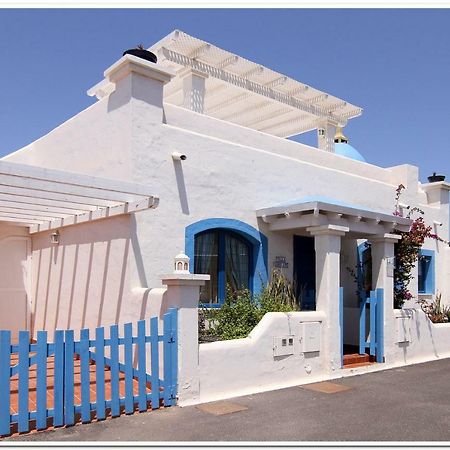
left=50, top=230, right=60, bottom=245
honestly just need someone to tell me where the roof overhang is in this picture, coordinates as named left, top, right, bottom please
left=0, top=160, right=159, bottom=234
left=149, top=30, right=362, bottom=138
left=256, top=197, right=411, bottom=236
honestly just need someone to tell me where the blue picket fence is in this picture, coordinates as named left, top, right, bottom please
left=0, top=308, right=177, bottom=437
left=359, top=289, right=384, bottom=363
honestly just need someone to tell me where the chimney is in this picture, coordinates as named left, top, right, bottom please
left=88, top=52, right=175, bottom=123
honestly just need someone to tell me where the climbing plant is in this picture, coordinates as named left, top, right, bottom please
left=393, top=184, right=449, bottom=308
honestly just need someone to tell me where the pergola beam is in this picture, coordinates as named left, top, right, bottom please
left=0, top=161, right=160, bottom=232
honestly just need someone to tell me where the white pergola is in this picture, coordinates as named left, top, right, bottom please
left=0, top=161, right=159, bottom=234
left=88, top=30, right=362, bottom=140
left=150, top=30, right=362, bottom=138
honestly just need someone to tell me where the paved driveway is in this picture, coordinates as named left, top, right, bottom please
left=7, top=358, right=450, bottom=442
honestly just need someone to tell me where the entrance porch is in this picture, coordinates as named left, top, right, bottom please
left=256, top=197, right=411, bottom=371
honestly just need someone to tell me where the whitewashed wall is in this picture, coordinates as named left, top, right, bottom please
left=0, top=225, right=31, bottom=341
left=1, top=57, right=448, bottom=335
left=198, top=311, right=325, bottom=403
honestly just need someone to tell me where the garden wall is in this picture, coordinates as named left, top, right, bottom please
left=390, top=308, right=450, bottom=365
left=198, top=311, right=327, bottom=403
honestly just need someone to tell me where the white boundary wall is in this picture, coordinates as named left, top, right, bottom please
left=198, top=311, right=326, bottom=404
left=195, top=308, right=450, bottom=405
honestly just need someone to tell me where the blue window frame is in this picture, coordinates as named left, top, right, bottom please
left=194, top=229, right=252, bottom=305
left=185, top=218, right=268, bottom=307
left=418, top=249, right=435, bottom=295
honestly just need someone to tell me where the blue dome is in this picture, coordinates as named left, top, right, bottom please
left=334, top=142, right=366, bottom=163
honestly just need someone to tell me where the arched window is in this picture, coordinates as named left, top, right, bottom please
left=194, top=229, right=252, bottom=305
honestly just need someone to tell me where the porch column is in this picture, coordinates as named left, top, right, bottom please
left=307, top=225, right=349, bottom=373
left=370, top=233, right=401, bottom=364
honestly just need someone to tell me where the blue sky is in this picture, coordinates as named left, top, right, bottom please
left=0, top=9, right=449, bottom=182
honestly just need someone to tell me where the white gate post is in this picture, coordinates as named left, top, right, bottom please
left=161, top=253, right=209, bottom=406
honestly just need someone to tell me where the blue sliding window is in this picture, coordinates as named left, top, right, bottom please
left=418, top=249, right=435, bottom=294
left=194, top=229, right=251, bottom=306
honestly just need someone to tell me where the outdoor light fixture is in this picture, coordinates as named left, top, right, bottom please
left=50, top=230, right=60, bottom=245
left=172, top=152, right=187, bottom=161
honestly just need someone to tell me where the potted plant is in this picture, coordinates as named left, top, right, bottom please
left=123, top=44, right=157, bottom=64
left=428, top=172, right=446, bottom=183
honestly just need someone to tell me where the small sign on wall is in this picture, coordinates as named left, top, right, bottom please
left=273, top=256, right=288, bottom=269
left=387, top=257, right=395, bottom=277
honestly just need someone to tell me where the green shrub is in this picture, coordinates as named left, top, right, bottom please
left=201, top=271, right=299, bottom=341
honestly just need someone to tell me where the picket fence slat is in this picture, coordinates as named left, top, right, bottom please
left=170, top=309, right=178, bottom=401
left=109, top=324, right=120, bottom=418
left=369, top=291, right=376, bottom=356
left=53, top=330, right=64, bottom=427
left=36, top=331, right=48, bottom=430
left=64, top=330, right=75, bottom=426
left=0, top=309, right=177, bottom=437
left=0, top=330, right=11, bottom=436
left=95, top=327, right=106, bottom=421
left=150, top=317, right=160, bottom=410
left=376, top=288, right=384, bottom=363
left=124, top=322, right=134, bottom=414
left=18, top=331, right=30, bottom=433
left=80, top=329, right=90, bottom=424
left=137, top=320, right=147, bottom=412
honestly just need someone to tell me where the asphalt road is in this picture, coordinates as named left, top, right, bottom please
left=7, top=358, right=450, bottom=442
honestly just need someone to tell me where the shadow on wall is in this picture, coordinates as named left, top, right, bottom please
left=30, top=214, right=150, bottom=337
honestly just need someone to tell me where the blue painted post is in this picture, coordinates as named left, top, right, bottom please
left=150, top=317, right=160, bottom=410
left=169, top=309, right=178, bottom=402
left=95, top=327, right=106, bottom=421
left=339, top=288, right=344, bottom=368
left=163, top=311, right=172, bottom=407
left=376, top=288, right=384, bottom=363
left=79, top=329, right=90, bottom=423
left=109, top=324, right=120, bottom=418
left=124, top=322, right=133, bottom=414
left=359, top=294, right=366, bottom=355
left=36, top=331, right=48, bottom=431
left=137, top=320, right=147, bottom=412
left=0, top=330, right=11, bottom=436
left=64, top=330, right=75, bottom=426
left=18, top=330, right=30, bottom=433
left=369, top=291, right=376, bottom=356
left=53, top=330, right=64, bottom=427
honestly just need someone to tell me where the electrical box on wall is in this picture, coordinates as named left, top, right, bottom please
left=396, top=317, right=411, bottom=343
left=299, top=322, right=321, bottom=353
left=273, top=335, right=295, bottom=357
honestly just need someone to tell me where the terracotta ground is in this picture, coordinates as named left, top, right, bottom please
left=7, top=354, right=151, bottom=437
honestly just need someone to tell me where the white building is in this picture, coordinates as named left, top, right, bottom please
left=1, top=30, right=450, bottom=404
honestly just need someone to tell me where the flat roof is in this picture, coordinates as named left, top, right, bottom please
left=151, top=30, right=363, bottom=138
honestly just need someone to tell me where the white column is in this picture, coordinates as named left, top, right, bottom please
left=317, top=120, right=337, bottom=153
left=182, top=69, right=208, bottom=113
left=160, top=273, right=209, bottom=406
left=370, top=233, right=401, bottom=364
left=307, top=225, right=348, bottom=373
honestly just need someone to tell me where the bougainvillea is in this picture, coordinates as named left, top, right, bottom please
left=393, top=184, right=449, bottom=308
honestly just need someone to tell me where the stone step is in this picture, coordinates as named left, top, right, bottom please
left=343, top=352, right=375, bottom=366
